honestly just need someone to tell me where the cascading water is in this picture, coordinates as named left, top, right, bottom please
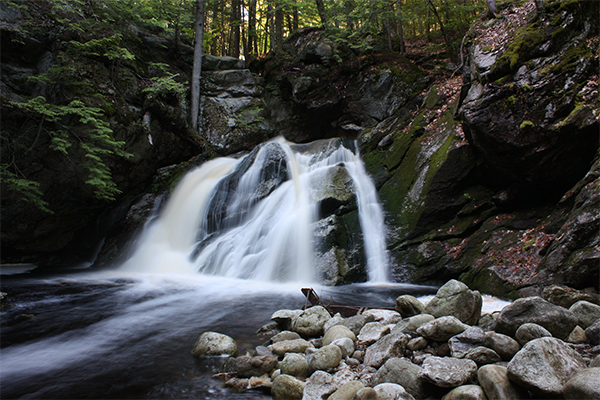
left=120, top=137, right=388, bottom=283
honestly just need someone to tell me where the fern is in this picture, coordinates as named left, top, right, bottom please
left=0, top=168, right=53, bottom=214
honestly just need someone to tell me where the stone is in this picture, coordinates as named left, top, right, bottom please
left=417, top=356, right=477, bottom=388
left=332, top=337, right=355, bottom=358
left=566, top=325, right=587, bottom=344
left=423, top=280, right=482, bottom=325
left=543, top=285, right=600, bottom=309
left=482, top=331, right=520, bottom=361
left=271, top=330, right=302, bottom=343
left=191, top=331, right=238, bottom=356
left=332, top=364, right=360, bottom=386
left=271, top=374, right=304, bottom=400
left=515, top=322, right=552, bottom=346
left=590, top=355, right=600, bottom=368
left=407, top=337, right=428, bottom=351
left=224, top=377, right=249, bottom=392
left=235, top=355, right=278, bottom=378
left=280, top=353, right=309, bottom=378
left=395, top=295, right=425, bottom=318
left=448, top=326, right=486, bottom=358
left=269, top=338, right=312, bottom=356
left=248, top=374, right=271, bottom=390
left=507, top=337, right=587, bottom=397
left=342, top=314, right=376, bottom=336
left=569, top=300, right=600, bottom=329
left=464, top=346, right=501, bottom=366
left=373, top=383, right=416, bottom=400
left=358, top=322, right=391, bottom=345
left=362, top=309, right=403, bottom=325
left=417, top=316, right=470, bottom=342
left=271, top=309, right=303, bottom=330
left=302, top=370, right=337, bottom=400
left=324, top=325, right=357, bottom=345
left=586, top=319, right=600, bottom=345
left=291, top=306, right=331, bottom=337
left=477, top=365, right=529, bottom=400
left=393, top=314, right=435, bottom=333
left=493, top=296, right=579, bottom=339
left=310, top=344, right=343, bottom=371
left=441, top=385, right=487, bottom=400
left=373, top=357, right=428, bottom=399
left=324, top=314, right=345, bottom=333
left=328, top=381, right=365, bottom=400
left=354, top=387, right=379, bottom=400
left=364, top=332, right=409, bottom=368
left=562, top=368, right=600, bottom=399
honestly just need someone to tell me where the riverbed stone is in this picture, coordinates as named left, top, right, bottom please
left=373, top=383, right=415, bottom=400
left=271, top=374, right=304, bottom=400
left=323, top=325, right=356, bottom=345
left=393, top=314, right=435, bottom=333
left=417, top=316, right=470, bottom=342
left=482, top=331, right=520, bottom=361
left=464, top=346, right=501, bottom=366
left=417, top=356, right=477, bottom=388
left=569, top=300, right=600, bottom=329
left=235, top=355, right=278, bottom=378
left=342, top=314, right=375, bottom=336
left=328, top=381, right=365, bottom=400
left=364, top=332, right=409, bottom=368
left=373, top=357, right=428, bottom=399
left=363, top=309, right=402, bottom=325
left=423, top=280, right=482, bottom=325
left=358, top=322, right=391, bottom=344
left=448, top=326, right=486, bottom=358
left=507, top=337, right=586, bottom=397
left=493, top=296, right=578, bottom=339
left=407, top=336, right=428, bottom=351
left=280, top=353, right=309, bottom=378
left=354, top=387, right=378, bottom=400
left=477, top=364, right=529, bottom=400
left=271, top=330, right=302, bottom=343
left=269, top=338, right=312, bottom=356
left=562, top=368, right=600, bottom=399
left=395, top=295, right=425, bottom=317
left=515, top=322, right=552, bottom=345
left=324, top=314, right=345, bottom=333
left=585, top=319, right=600, bottom=345
left=310, top=344, right=343, bottom=371
left=331, top=337, right=355, bottom=358
left=542, top=285, right=600, bottom=308
left=291, top=306, right=331, bottom=337
left=271, top=309, right=303, bottom=330
left=191, top=331, right=239, bottom=356
left=303, top=370, right=337, bottom=400
left=566, top=325, right=587, bottom=344
left=441, top=385, right=487, bottom=400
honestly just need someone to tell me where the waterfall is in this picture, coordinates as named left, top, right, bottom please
left=121, top=137, right=388, bottom=283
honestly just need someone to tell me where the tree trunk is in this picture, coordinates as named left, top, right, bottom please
left=396, top=0, right=405, bottom=54
left=231, top=0, right=241, bottom=58
left=315, top=0, right=327, bottom=25
left=275, top=1, right=284, bottom=50
left=191, top=0, right=205, bottom=132
left=486, top=0, right=497, bottom=19
left=426, top=0, right=455, bottom=62
left=247, top=0, right=257, bottom=55
left=293, top=5, right=299, bottom=31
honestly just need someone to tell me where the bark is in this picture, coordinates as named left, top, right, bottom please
left=275, top=1, right=284, bottom=50
left=486, top=0, right=497, bottom=19
left=315, top=0, right=328, bottom=25
left=247, top=0, right=257, bottom=55
left=231, top=0, right=241, bottom=58
left=191, top=0, right=205, bottom=132
left=396, top=0, right=405, bottom=54
left=426, top=0, right=456, bottom=62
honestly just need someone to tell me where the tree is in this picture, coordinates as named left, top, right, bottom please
left=315, top=0, right=328, bottom=25
left=486, top=0, right=496, bottom=19
left=396, top=0, right=405, bottom=54
left=191, top=0, right=206, bottom=132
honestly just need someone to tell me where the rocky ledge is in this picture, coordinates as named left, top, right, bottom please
left=192, top=280, right=600, bottom=399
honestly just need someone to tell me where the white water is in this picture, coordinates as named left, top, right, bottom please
left=120, top=137, right=389, bottom=284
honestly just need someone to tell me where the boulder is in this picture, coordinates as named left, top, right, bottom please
left=395, top=295, right=425, bottom=318
left=191, top=331, right=238, bottom=356
left=271, top=374, right=304, bottom=400
left=269, top=338, right=312, bottom=356
left=310, top=344, right=343, bottom=371
left=324, top=314, right=345, bottom=333
left=448, top=327, right=486, bottom=358
left=464, top=346, right=501, bottom=366
left=542, top=285, right=600, bottom=308
left=341, top=314, right=376, bottom=336
left=569, top=300, right=600, bottom=329
left=291, top=306, right=331, bottom=337
left=373, top=383, right=416, bottom=400
left=364, top=332, right=410, bottom=368
left=358, top=322, right=391, bottom=345
left=585, top=319, right=600, bottom=345
left=482, top=331, right=520, bottom=361
left=362, top=309, right=403, bottom=325
left=235, top=355, right=278, bottom=378
left=328, top=381, right=365, bottom=400
left=323, top=325, right=356, bottom=346
left=417, top=356, right=478, bottom=388
left=423, top=280, right=482, bottom=325
left=354, top=387, right=379, bottom=400
left=302, top=370, right=337, bottom=400
left=515, top=322, right=552, bottom=346
left=562, top=368, right=600, bottom=400
left=507, top=337, right=586, bottom=397
left=393, top=314, right=435, bottom=333
left=566, top=325, right=587, bottom=344
left=417, top=316, right=470, bottom=342
left=407, top=337, right=428, bottom=351
left=493, top=296, right=578, bottom=339
left=271, top=310, right=303, bottom=330
left=331, top=337, right=355, bottom=358
left=271, top=330, right=302, bottom=343
left=280, top=353, right=309, bottom=378
left=477, top=364, right=529, bottom=400
left=441, top=385, right=487, bottom=400
left=373, top=357, right=429, bottom=399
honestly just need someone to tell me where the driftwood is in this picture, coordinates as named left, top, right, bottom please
left=301, top=287, right=395, bottom=317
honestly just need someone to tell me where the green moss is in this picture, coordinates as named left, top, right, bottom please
left=519, top=120, right=535, bottom=130
left=423, top=86, right=439, bottom=109
left=492, top=21, right=547, bottom=75
left=549, top=42, right=592, bottom=75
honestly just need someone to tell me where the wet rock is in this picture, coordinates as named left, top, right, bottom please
left=323, top=325, right=356, bottom=346
left=373, top=357, right=428, bottom=399
left=395, top=295, right=425, bottom=318
left=562, top=368, right=600, bottom=400
left=423, top=280, right=482, bottom=325
left=515, top=322, right=552, bottom=346
left=373, top=383, right=416, bottom=400
left=271, top=374, right=304, bottom=400
left=477, top=364, right=529, bottom=400
left=235, top=355, right=278, bottom=378
left=493, top=296, right=578, bottom=339
left=328, top=381, right=365, bottom=400
left=310, top=344, right=343, bottom=371
left=269, top=338, right=312, bottom=356
left=364, top=332, right=410, bottom=368
left=191, top=332, right=239, bottom=356
left=271, top=310, right=302, bottom=330
left=224, top=377, right=249, bottom=392
left=291, top=306, right=331, bottom=337
left=332, top=337, right=355, bottom=358
left=271, top=330, right=302, bottom=343
left=585, top=319, right=600, bottom=345
left=464, top=346, right=501, bottom=366
left=507, top=337, right=586, bottom=398
left=569, top=300, right=600, bottom=329
left=417, top=356, right=477, bottom=388
left=417, top=316, right=470, bottom=342
left=448, top=327, right=486, bottom=358
left=441, top=385, right=487, bottom=400
left=358, top=322, right=391, bottom=345
left=393, top=314, right=435, bottom=333
left=302, top=370, right=337, bottom=400
left=362, top=309, right=402, bottom=325
left=281, top=353, right=309, bottom=378
left=542, top=285, right=600, bottom=308
left=482, top=331, right=520, bottom=361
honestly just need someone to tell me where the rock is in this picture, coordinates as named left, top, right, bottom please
left=271, top=374, right=304, bottom=400
left=515, top=322, right=552, bottom=346
left=407, top=337, right=428, bottom=351
left=332, top=337, right=355, bottom=358
left=310, top=344, right=343, bottom=371
left=566, top=325, right=587, bottom=344
left=354, top=387, right=379, bottom=400
left=280, top=353, right=309, bottom=378
left=373, top=383, right=416, bottom=400
left=332, top=364, right=360, bottom=386
left=590, top=355, right=600, bottom=368
left=202, top=54, right=245, bottom=71
left=493, top=296, right=579, bottom=339
left=342, top=314, right=376, bottom=336
left=224, top=377, right=249, bottom=392
left=482, top=331, right=520, bottom=361
left=302, top=370, right=337, bottom=400
left=448, top=327, right=486, bottom=358
left=395, top=295, right=425, bottom=318
left=393, top=314, right=435, bottom=333
left=324, top=314, right=346, bottom=333
left=358, top=322, right=391, bottom=345
left=464, top=346, right=501, bottom=366
left=362, top=309, right=403, bottom=325
left=507, top=337, right=586, bottom=397
left=271, top=330, right=302, bottom=343
left=477, top=365, right=529, bottom=400
left=542, top=285, right=600, bottom=308
left=569, top=300, right=600, bottom=329
left=417, top=316, right=470, bottom=342
left=423, top=280, right=482, bottom=325
left=328, top=381, right=365, bottom=400
left=585, top=319, right=600, bottom=345
left=255, top=345, right=273, bottom=356
left=291, top=306, right=331, bottom=337
left=364, top=332, right=410, bottom=368
left=562, top=368, right=600, bottom=400
left=373, top=357, right=428, bottom=399
left=248, top=374, right=272, bottom=390
left=269, top=338, right=312, bottom=356
left=417, top=356, right=477, bottom=388
left=441, top=385, right=487, bottom=400
left=235, top=355, right=278, bottom=378
left=191, top=331, right=239, bottom=356
left=271, top=310, right=303, bottom=330
left=324, top=325, right=357, bottom=346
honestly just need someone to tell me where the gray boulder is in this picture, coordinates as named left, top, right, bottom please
left=394, top=314, right=435, bottom=333
left=331, top=337, right=355, bottom=358
left=482, top=331, right=520, bottom=361
left=493, top=296, right=578, bottom=339
left=417, top=316, right=470, bottom=342
left=328, top=381, right=365, bottom=400
left=323, top=325, right=356, bottom=345
left=302, top=370, right=337, bottom=400
left=566, top=325, right=587, bottom=344
left=477, top=364, right=529, bottom=400
left=271, top=310, right=303, bottom=330
left=373, top=357, right=429, bottom=399
left=342, top=314, right=376, bottom=336
left=354, top=387, right=379, bottom=400
left=515, top=322, right=552, bottom=346
left=448, top=326, right=486, bottom=358
left=235, top=355, right=278, bottom=378
left=464, top=346, right=501, bottom=366
left=562, top=368, right=600, bottom=400
left=358, top=322, right=391, bottom=345
left=585, top=319, right=600, bottom=345
left=364, top=332, right=410, bottom=368
left=441, top=385, right=487, bottom=400
left=271, top=374, right=304, bottom=400
left=271, top=330, right=302, bottom=343
left=191, top=331, right=238, bottom=356
left=310, top=344, right=343, bottom=371
left=542, top=285, right=600, bottom=308
left=373, top=383, right=416, bottom=400
left=507, top=337, right=586, bottom=397
left=417, top=356, right=477, bottom=388
left=569, top=300, right=600, bottom=329
left=363, top=309, right=403, bottom=325
left=291, top=306, right=331, bottom=337
left=423, top=280, right=482, bottom=325
left=395, top=295, right=425, bottom=318
left=269, top=338, right=312, bottom=356
left=280, top=353, right=309, bottom=378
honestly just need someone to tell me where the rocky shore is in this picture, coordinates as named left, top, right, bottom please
left=192, top=281, right=600, bottom=399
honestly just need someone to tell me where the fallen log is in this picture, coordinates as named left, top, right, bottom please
left=301, top=287, right=395, bottom=317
